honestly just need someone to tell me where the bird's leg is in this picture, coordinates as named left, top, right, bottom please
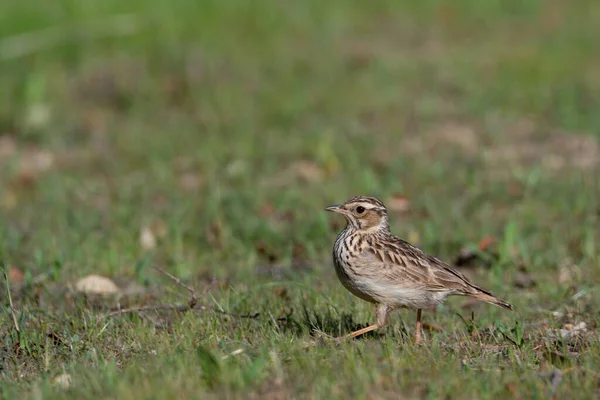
left=415, top=309, right=422, bottom=343
left=345, top=304, right=389, bottom=339
left=376, top=304, right=389, bottom=328
left=348, top=324, right=379, bottom=338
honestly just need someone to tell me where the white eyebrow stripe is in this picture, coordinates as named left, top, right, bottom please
left=353, top=202, right=377, bottom=209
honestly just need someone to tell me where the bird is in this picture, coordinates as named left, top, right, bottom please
left=325, top=195, right=512, bottom=342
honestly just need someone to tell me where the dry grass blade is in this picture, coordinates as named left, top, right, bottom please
left=3, top=267, right=20, bottom=334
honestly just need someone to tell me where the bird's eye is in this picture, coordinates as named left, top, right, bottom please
left=356, top=206, right=365, bottom=214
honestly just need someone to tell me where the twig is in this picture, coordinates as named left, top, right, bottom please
left=107, top=266, right=197, bottom=318
left=106, top=267, right=261, bottom=320
left=108, top=304, right=194, bottom=317
left=210, top=308, right=260, bottom=319
left=152, top=266, right=197, bottom=309
left=109, top=303, right=260, bottom=319
left=3, top=268, right=20, bottom=334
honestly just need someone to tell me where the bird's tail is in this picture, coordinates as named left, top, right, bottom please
left=470, top=292, right=513, bottom=311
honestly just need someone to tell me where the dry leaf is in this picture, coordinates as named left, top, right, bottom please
left=75, top=275, right=119, bottom=295
left=387, top=194, right=410, bottom=213
left=273, top=286, right=289, bottom=299
left=454, top=237, right=499, bottom=269
left=139, top=226, right=157, bottom=250
left=558, top=322, right=586, bottom=339
left=504, top=382, right=517, bottom=395
left=2, top=146, right=56, bottom=194
left=477, top=236, right=495, bottom=251
left=10, top=171, right=37, bottom=190
left=8, top=266, right=24, bottom=283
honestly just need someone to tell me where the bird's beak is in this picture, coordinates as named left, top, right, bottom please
left=325, top=205, right=344, bottom=214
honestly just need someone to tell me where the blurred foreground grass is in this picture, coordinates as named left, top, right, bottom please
left=1, top=0, right=599, bottom=398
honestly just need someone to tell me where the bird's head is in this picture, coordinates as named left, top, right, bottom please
left=325, top=196, right=390, bottom=233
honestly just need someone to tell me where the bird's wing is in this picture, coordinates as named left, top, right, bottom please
left=359, top=235, right=490, bottom=295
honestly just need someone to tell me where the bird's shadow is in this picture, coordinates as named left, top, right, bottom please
left=275, top=303, right=410, bottom=340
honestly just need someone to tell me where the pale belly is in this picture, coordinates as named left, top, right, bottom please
left=334, top=261, right=452, bottom=309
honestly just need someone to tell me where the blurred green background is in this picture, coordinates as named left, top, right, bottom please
left=1, top=0, right=599, bottom=398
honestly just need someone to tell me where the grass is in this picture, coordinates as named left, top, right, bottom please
left=1, top=0, right=599, bottom=398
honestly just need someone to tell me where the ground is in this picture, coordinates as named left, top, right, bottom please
left=1, top=1, right=599, bottom=399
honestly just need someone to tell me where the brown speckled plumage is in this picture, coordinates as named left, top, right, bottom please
left=326, top=196, right=512, bottom=341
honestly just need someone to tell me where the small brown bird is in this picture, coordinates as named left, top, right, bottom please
left=326, top=196, right=512, bottom=342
